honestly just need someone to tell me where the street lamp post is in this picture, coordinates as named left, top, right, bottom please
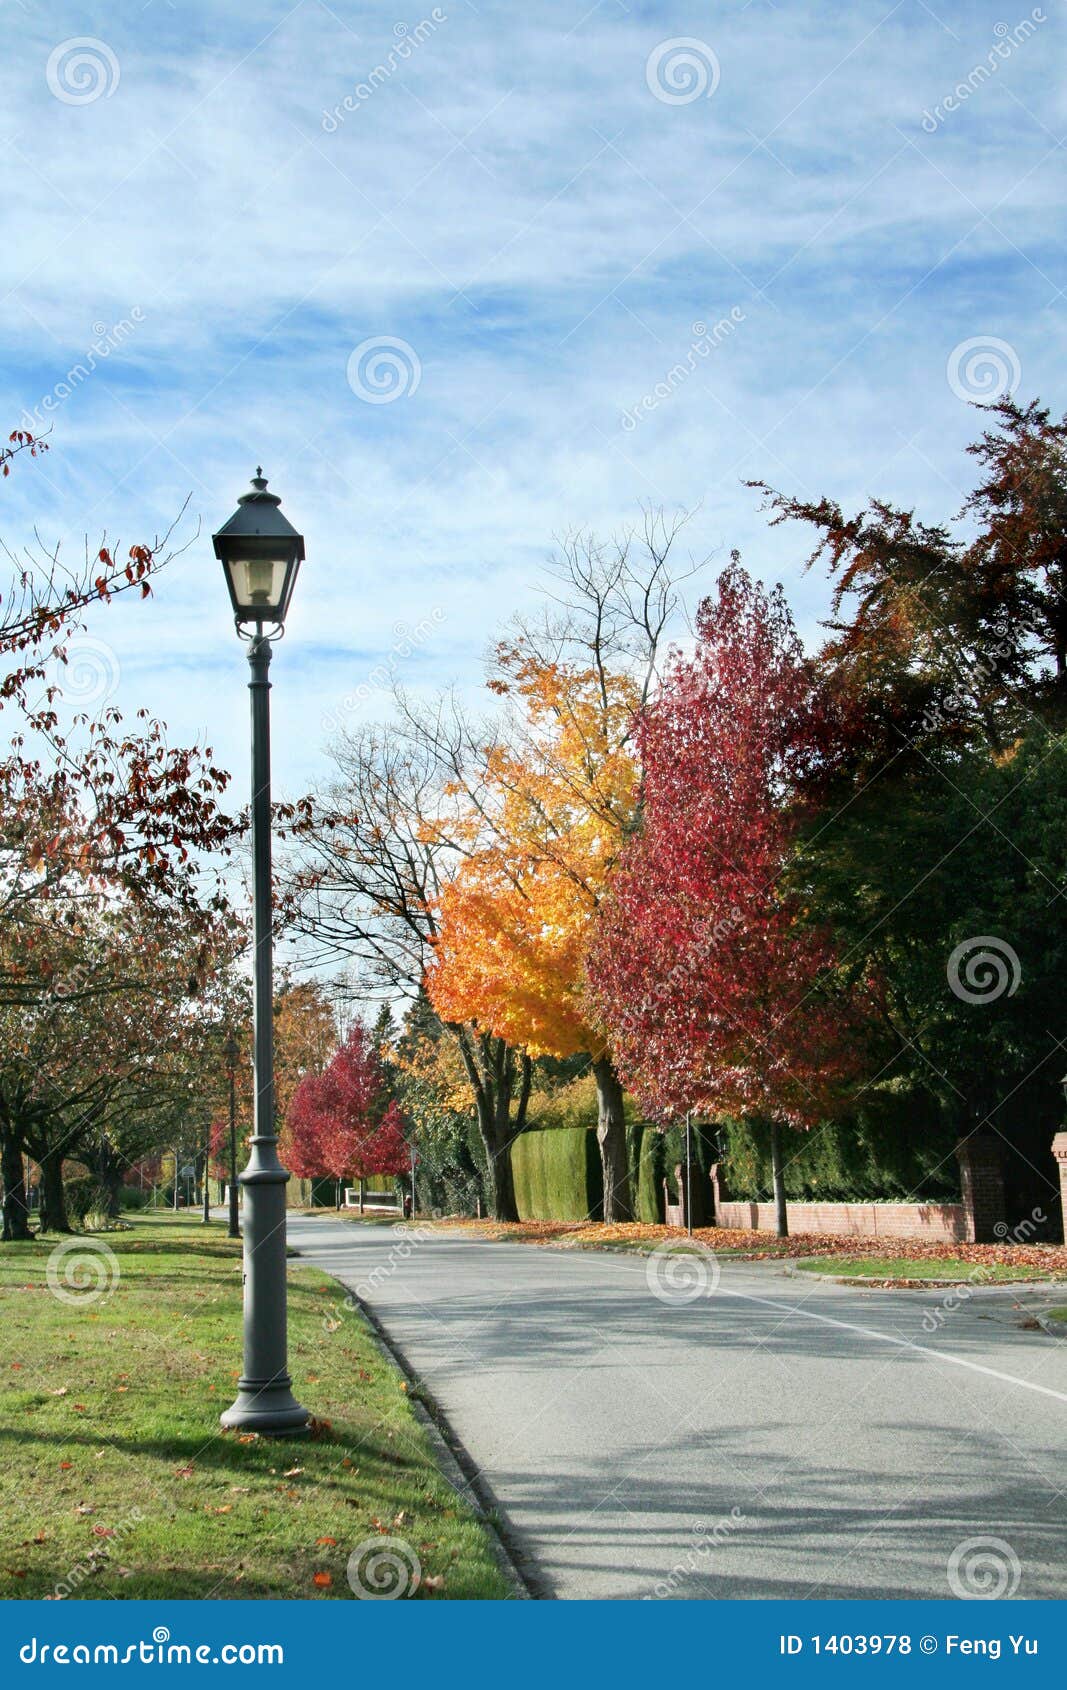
left=225, top=1031, right=240, bottom=1240
left=215, top=470, right=309, bottom=1437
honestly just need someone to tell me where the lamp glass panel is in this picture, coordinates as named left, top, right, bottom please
left=225, top=557, right=289, bottom=614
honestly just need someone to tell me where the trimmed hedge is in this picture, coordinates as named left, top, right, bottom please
left=716, top=1098, right=960, bottom=1203
left=511, top=1126, right=602, bottom=1222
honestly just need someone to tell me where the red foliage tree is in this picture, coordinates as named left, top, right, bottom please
left=588, top=562, right=867, bottom=1234
left=359, top=1100, right=411, bottom=1178
left=286, top=1022, right=387, bottom=1199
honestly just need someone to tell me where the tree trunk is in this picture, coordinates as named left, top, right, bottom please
left=486, top=1126, right=519, bottom=1223
left=1, top=1132, right=33, bottom=1242
left=769, top=1119, right=788, bottom=1238
left=37, top=1150, right=71, bottom=1235
left=86, top=1140, right=124, bottom=1220
left=593, top=1055, right=632, bottom=1222
left=451, top=1027, right=521, bottom=1222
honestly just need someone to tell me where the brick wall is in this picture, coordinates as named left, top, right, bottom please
left=714, top=1199, right=967, bottom=1242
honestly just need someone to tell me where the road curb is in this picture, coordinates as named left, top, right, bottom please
left=291, top=1239, right=535, bottom=1600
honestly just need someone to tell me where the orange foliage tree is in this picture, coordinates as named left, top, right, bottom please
left=421, top=515, right=698, bottom=1220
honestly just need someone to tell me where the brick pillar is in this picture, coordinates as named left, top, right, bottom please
left=709, top=1161, right=729, bottom=1225
left=1052, top=1133, right=1067, bottom=1244
left=955, top=1132, right=1005, bottom=1243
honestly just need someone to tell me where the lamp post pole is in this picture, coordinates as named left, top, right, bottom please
left=226, top=1032, right=240, bottom=1240
left=220, top=630, right=308, bottom=1435
left=685, top=1110, right=693, bottom=1237
left=202, top=1121, right=211, bottom=1225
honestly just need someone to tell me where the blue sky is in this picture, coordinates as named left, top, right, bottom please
left=1, top=0, right=1062, bottom=799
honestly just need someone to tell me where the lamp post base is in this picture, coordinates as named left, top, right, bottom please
left=221, top=1377, right=310, bottom=1436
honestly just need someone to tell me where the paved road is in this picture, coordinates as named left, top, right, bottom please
left=288, top=1216, right=1067, bottom=1601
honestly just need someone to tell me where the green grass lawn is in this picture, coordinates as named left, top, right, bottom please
left=0, top=1215, right=511, bottom=1601
left=796, top=1256, right=1059, bottom=1283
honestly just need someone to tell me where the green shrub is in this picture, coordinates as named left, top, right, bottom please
left=64, top=1176, right=109, bottom=1224
left=634, top=1124, right=664, bottom=1224
left=119, top=1187, right=149, bottom=1211
left=511, top=1126, right=602, bottom=1221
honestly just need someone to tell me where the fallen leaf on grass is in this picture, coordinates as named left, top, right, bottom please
left=174, top=1466, right=195, bottom=1479
left=91, top=1527, right=116, bottom=1539
left=51, top=1387, right=68, bottom=1397
left=229, top=1486, right=251, bottom=1494
left=312, top=1572, right=332, bottom=1588
left=73, top=1505, right=94, bottom=1516
left=422, top=1574, right=445, bottom=1592
left=315, top=1536, right=337, bottom=1547
left=58, top=1462, right=73, bottom=1471
left=282, top=1466, right=304, bottom=1479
